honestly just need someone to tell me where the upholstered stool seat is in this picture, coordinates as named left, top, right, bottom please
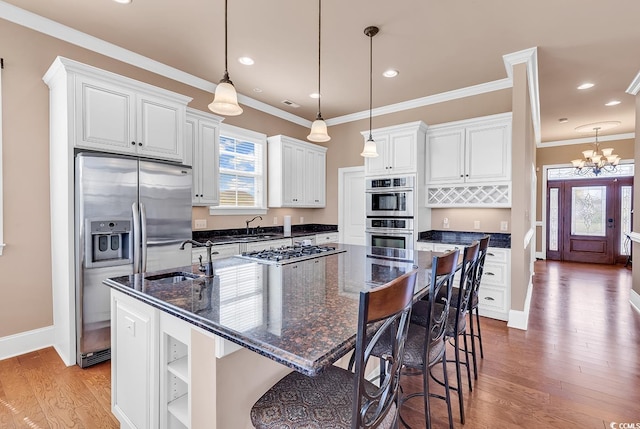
left=250, top=365, right=396, bottom=429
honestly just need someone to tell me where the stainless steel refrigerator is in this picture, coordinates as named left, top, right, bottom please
left=75, top=152, right=192, bottom=367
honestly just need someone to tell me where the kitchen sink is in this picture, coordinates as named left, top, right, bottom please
left=146, top=271, right=200, bottom=284
left=224, top=234, right=275, bottom=241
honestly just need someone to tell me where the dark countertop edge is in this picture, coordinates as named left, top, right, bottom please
left=193, top=224, right=338, bottom=246
left=417, top=230, right=511, bottom=249
left=104, top=277, right=333, bottom=377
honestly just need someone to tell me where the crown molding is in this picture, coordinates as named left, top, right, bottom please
left=503, top=47, right=541, bottom=145
left=0, top=1, right=312, bottom=128
left=327, top=78, right=512, bottom=126
left=626, top=70, right=640, bottom=95
left=538, top=132, right=635, bottom=148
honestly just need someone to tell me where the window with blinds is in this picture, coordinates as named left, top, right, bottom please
left=219, top=134, right=265, bottom=208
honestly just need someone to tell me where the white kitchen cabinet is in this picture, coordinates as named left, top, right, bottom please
left=192, top=243, right=241, bottom=264
left=111, top=289, right=160, bottom=429
left=267, top=135, right=327, bottom=208
left=415, top=242, right=434, bottom=252
left=71, top=63, right=190, bottom=162
left=477, top=247, right=510, bottom=321
left=426, top=113, right=512, bottom=185
left=361, top=122, right=427, bottom=176
left=316, top=232, right=339, bottom=244
left=185, top=109, right=223, bottom=206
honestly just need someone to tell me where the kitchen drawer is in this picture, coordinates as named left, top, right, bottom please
left=477, top=285, right=507, bottom=314
left=316, top=232, right=339, bottom=244
left=432, top=243, right=461, bottom=253
left=481, top=262, right=507, bottom=287
left=485, top=247, right=509, bottom=264
left=192, top=243, right=240, bottom=263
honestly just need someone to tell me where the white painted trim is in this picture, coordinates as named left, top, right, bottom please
left=626, top=70, right=640, bottom=95
left=507, top=279, right=532, bottom=330
left=523, top=227, right=534, bottom=249
left=628, top=232, right=640, bottom=244
left=358, top=120, right=429, bottom=138
left=0, top=326, right=55, bottom=361
left=328, top=78, right=512, bottom=126
left=0, top=1, right=312, bottom=128
left=535, top=251, right=545, bottom=260
left=539, top=133, right=635, bottom=148
left=503, top=47, right=541, bottom=145
left=630, top=289, right=640, bottom=314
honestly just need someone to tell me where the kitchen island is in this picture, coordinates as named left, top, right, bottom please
left=104, top=244, right=439, bottom=429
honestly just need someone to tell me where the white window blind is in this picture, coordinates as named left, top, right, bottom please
left=217, top=262, right=264, bottom=332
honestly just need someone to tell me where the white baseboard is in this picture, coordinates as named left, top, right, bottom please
left=535, top=251, right=545, bottom=260
left=507, top=280, right=533, bottom=330
left=0, top=325, right=55, bottom=361
left=630, top=289, right=640, bottom=314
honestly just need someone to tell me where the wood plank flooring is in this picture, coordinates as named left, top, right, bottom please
left=0, top=260, right=638, bottom=428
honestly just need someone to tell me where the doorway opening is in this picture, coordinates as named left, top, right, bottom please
left=546, top=165, right=633, bottom=264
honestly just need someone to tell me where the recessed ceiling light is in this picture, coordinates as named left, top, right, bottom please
left=253, top=88, right=263, bottom=93
left=238, top=57, right=254, bottom=65
left=558, top=118, right=569, bottom=123
left=113, top=0, right=132, bottom=3
left=382, top=69, right=399, bottom=78
left=577, top=82, right=594, bottom=90
left=605, top=100, right=621, bottom=106
left=309, top=93, right=321, bottom=99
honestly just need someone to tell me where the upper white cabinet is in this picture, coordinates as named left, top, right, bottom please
left=426, top=113, right=512, bottom=184
left=425, top=113, right=512, bottom=207
left=185, top=109, right=223, bottom=206
left=267, top=135, right=327, bottom=208
left=361, top=122, right=428, bottom=176
left=45, top=57, right=192, bottom=163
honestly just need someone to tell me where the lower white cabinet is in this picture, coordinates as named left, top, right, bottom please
left=316, top=232, right=339, bottom=244
left=191, top=243, right=241, bottom=263
left=112, top=290, right=160, bottom=429
left=244, top=238, right=292, bottom=252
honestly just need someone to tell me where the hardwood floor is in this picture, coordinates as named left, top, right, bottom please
left=0, top=260, right=638, bottom=428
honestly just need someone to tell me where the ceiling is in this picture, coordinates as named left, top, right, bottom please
left=3, top=0, right=640, bottom=143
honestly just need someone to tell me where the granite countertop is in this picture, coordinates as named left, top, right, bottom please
left=192, top=224, right=338, bottom=245
left=418, top=230, right=511, bottom=249
left=103, top=244, right=437, bottom=376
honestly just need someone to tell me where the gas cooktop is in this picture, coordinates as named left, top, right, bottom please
left=238, top=245, right=346, bottom=264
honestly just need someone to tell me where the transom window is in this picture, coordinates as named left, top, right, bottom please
left=210, top=124, right=267, bottom=215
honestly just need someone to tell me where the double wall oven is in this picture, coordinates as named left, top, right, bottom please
left=365, top=176, right=415, bottom=250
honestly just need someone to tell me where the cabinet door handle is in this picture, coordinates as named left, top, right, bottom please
left=460, top=175, right=463, bottom=178
left=131, top=141, right=136, bottom=146
left=487, top=252, right=495, bottom=257
left=138, top=142, right=143, bottom=146
left=485, top=272, right=495, bottom=276
left=484, top=296, right=495, bottom=301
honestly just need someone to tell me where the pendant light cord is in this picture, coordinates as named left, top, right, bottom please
left=317, top=0, right=322, bottom=119
left=223, top=0, right=229, bottom=80
left=368, top=29, right=373, bottom=140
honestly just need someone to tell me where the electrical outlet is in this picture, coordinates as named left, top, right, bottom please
left=473, top=220, right=481, bottom=230
left=194, top=219, right=207, bottom=229
left=443, top=217, right=449, bottom=229
left=500, top=220, right=509, bottom=231
left=300, top=216, right=304, bottom=224
left=273, top=216, right=278, bottom=225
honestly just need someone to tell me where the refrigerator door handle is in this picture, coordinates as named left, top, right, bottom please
left=132, top=202, right=141, bottom=274
left=140, top=202, right=148, bottom=273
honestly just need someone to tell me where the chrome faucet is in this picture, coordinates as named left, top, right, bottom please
left=245, top=216, right=263, bottom=235
left=179, top=239, right=218, bottom=276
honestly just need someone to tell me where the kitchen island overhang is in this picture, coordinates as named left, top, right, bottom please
left=103, top=244, right=437, bottom=376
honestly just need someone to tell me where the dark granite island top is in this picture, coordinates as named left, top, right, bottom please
left=103, top=244, right=438, bottom=376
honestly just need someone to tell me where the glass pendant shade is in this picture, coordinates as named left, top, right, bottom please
left=360, top=136, right=378, bottom=157
left=308, top=117, right=331, bottom=142
left=209, top=80, right=243, bottom=116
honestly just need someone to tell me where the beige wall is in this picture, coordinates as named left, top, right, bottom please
left=509, top=63, right=536, bottom=313
left=430, top=208, right=511, bottom=233
left=0, top=17, right=513, bottom=341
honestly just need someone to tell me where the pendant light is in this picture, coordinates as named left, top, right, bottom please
left=361, top=26, right=379, bottom=157
left=208, top=0, right=243, bottom=116
left=307, top=0, right=330, bottom=142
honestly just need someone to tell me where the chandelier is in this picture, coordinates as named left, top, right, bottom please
left=571, top=123, right=620, bottom=176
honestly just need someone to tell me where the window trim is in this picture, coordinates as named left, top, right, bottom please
left=210, top=123, right=268, bottom=216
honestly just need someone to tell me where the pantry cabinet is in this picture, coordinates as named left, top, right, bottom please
left=185, top=109, right=223, bottom=206
left=267, top=135, right=327, bottom=208
left=68, top=62, right=191, bottom=162
left=361, top=121, right=428, bottom=176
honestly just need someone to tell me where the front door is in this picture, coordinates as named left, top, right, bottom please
left=547, top=176, right=633, bottom=264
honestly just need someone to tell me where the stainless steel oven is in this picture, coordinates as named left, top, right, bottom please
left=366, top=176, right=414, bottom=217
left=366, top=218, right=414, bottom=250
